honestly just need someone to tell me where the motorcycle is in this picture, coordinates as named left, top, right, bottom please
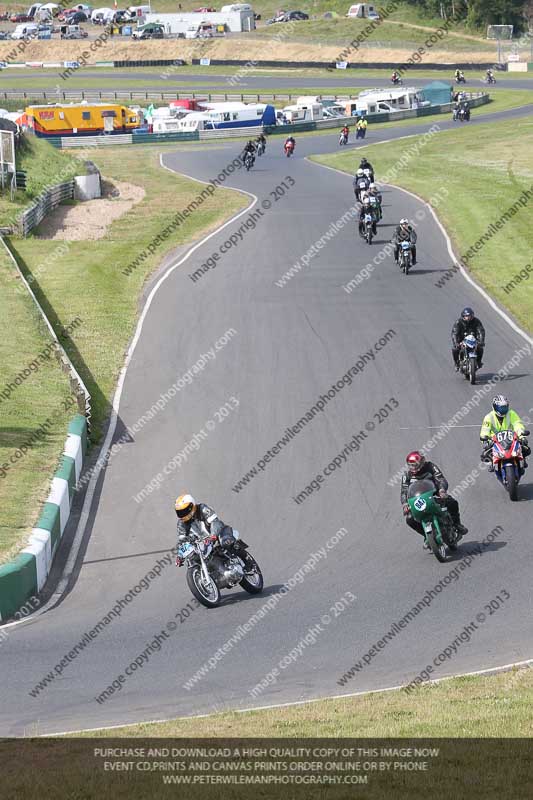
left=391, top=76, right=402, bottom=86
left=360, top=212, right=375, bottom=244
left=362, top=167, right=374, bottom=182
left=407, top=480, right=459, bottom=563
left=485, top=75, right=496, bottom=85
left=176, top=522, right=264, bottom=608
left=284, top=141, right=294, bottom=157
left=484, top=429, right=530, bottom=501
left=339, top=131, right=348, bottom=146
left=455, top=74, right=466, bottom=84
left=397, top=240, right=412, bottom=274
left=244, top=151, right=255, bottom=171
left=458, top=333, right=479, bottom=385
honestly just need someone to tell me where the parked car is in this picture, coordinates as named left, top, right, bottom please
left=133, top=24, right=164, bottom=38
left=193, top=6, right=216, bottom=10
left=10, top=13, right=33, bottom=22
left=60, top=23, right=88, bottom=37
left=65, top=10, right=88, bottom=22
left=0, top=30, right=9, bottom=39
left=132, top=21, right=164, bottom=38
left=283, top=10, right=309, bottom=20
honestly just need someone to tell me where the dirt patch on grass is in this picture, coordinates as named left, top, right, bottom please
left=35, top=178, right=145, bottom=240
left=0, top=37, right=501, bottom=65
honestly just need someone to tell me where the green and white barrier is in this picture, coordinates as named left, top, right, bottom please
left=0, top=414, right=87, bottom=621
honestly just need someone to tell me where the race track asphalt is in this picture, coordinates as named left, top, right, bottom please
left=0, top=106, right=532, bottom=736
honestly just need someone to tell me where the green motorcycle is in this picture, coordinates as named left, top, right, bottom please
left=407, top=479, right=459, bottom=562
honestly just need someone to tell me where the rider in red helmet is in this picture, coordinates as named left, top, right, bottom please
left=401, top=451, right=468, bottom=546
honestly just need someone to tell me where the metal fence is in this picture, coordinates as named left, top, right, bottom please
left=16, top=179, right=74, bottom=236
left=1, top=90, right=343, bottom=104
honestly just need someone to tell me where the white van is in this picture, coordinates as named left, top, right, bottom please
left=220, top=4, right=253, bottom=11
left=127, top=4, right=151, bottom=17
left=11, top=23, right=39, bottom=38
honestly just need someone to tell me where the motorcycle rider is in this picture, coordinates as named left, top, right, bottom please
left=486, top=68, right=495, bottom=83
left=353, top=168, right=369, bottom=201
left=479, top=396, right=530, bottom=470
left=359, top=196, right=377, bottom=236
left=391, top=70, right=401, bottom=84
left=368, top=183, right=382, bottom=219
left=242, top=140, right=256, bottom=166
left=359, top=157, right=374, bottom=181
left=393, top=218, right=417, bottom=265
left=284, top=135, right=295, bottom=153
left=401, top=451, right=468, bottom=545
left=175, top=494, right=237, bottom=563
left=455, top=69, right=465, bottom=83
left=340, top=124, right=349, bottom=143
left=451, top=306, right=485, bottom=370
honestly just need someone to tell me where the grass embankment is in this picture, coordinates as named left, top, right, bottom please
left=0, top=135, right=80, bottom=228
left=0, top=242, right=74, bottom=564
left=11, top=142, right=246, bottom=446
left=76, top=667, right=533, bottom=737
left=1, top=139, right=245, bottom=561
left=314, top=115, right=533, bottom=334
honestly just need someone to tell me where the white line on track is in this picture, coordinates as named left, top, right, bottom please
left=44, top=657, right=533, bottom=737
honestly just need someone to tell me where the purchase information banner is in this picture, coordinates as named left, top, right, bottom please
left=2, top=738, right=531, bottom=797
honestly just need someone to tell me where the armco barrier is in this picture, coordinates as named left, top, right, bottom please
left=0, top=414, right=87, bottom=620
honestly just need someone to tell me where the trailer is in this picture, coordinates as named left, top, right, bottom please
left=25, top=102, right=141, bottom=137
left=143, top=8, right=255, bottom=34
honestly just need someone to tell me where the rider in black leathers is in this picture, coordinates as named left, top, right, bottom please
left=359, top=157, right=374, bottom=181
left=401, top=452, right=468, bottom=541
left=242, top=140, right=256, bottom=165
left=175, top=494, right=237, bottom=560
left=451, top=307, right=485, bottom=370
left=392, top=219, right=417, bottom=264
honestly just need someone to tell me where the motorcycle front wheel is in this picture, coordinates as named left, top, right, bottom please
left=239, top=554, right=264, bottom=594
left=187, top=565, right=221, bottom=608
left=428, top=530, right=448, bottom=562
left=504, top=463, right=518, bottom=501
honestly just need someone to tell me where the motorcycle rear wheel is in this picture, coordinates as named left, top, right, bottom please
left=187, top=565, right=221, bottom=608
left=469, top=359, right=477, bottom=385
left=239, top=554, right=264, bottom=594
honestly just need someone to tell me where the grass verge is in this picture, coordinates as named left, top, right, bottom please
left=0, top=240, right=74, bottom=563
left=313, top=115, right=533, bottom=334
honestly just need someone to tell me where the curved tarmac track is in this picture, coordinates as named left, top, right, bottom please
left=4, top=71, right=533, bottom=92
left=1, top=107, right=532, bottom=736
